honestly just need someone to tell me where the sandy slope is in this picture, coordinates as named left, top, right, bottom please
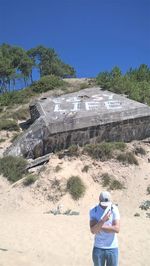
left=0, top=140, right=150, bottom=266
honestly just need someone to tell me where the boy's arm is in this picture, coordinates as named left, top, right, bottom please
left=90, top=210, right=111, bottom=234
left=102, top=219, right=120, bottom=233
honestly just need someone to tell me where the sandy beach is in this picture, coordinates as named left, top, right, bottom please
left=0, top=139, right=150, bottom=266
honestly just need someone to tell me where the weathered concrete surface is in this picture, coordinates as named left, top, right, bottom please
left=5, top=87, right=150, bottom=158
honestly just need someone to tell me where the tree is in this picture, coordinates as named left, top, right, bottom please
left=28, top=45, right=75, bottom=78
left=0, top=43, right=34, bottom=92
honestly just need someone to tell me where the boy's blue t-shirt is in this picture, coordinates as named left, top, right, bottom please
left=90, top=204, right=120, bottom=249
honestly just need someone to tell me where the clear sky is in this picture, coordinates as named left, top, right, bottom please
left=0, top=0, right=150, bottom=77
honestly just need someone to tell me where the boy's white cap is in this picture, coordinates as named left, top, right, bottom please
left=99, top=191, right=112, bottom=207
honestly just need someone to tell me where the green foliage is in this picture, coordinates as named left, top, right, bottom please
left=101, top=173, right=124, bottom=190
left=28, top=45, right=75, bottom=78
left=12, top=108, right=30, bottom=120
left=0, top=138, right=6, bottom=143
left=0, top=119, right=19, bottom=131
left=0, top=43, right=34, bottom=93
left=30, top=75, right=65, bottom=93
left=147, top=185, right=150, bottom=195
left=0, top=88, right=34, bottom=106
left=83, top=142, right=126, bottom=161
left=82, top=165, right=90, bottom=173
left=68, top=145, right=79, bottom=156
left=23, top=174, right=38, bottom=186
left=96, top=64, right=150, bottom=106
left=117, top=152, right=139, bottom=165
left=79, top=83, right=88, bottom=90
left=101, top=173, right=111, bottom=187
left=134, top=146, right=146, bottom=156
left=109, top=179, right=125, bottom=190
left=67, top=175, right=86, bottom=200
left=0, top=156, right=27, bottom=182
left=55, top=165, right=62, bottom=172
left=0, top=43, right=75, bottom=93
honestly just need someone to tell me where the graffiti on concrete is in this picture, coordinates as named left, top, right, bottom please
left=53, top=93, right=122, bottom=113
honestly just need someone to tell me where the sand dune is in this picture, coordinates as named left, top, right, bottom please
left=0, top=140, right=150, bottom=266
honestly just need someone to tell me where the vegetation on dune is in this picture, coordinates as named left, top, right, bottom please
left=96, top=64, right=150, bottom=105
left=0, top=119, right=20, bottom=131
left=30, top=74, right=66, bottom=93
left=82, top=165, right=90, bottom=173
left=0, top=156, right=27, bottom=182
left=147, top=185, right=150, bottom=195
left=101, top=173, right=125, bottom=190
left=67, top=175, right=86, bottom=200
left=134, top=146, right=146, bottom=156
left=117, top=152, right=139, bottom=165
left=83, top=142, right=126, bottom=160
left=55, top=165, right=62, bottom=172
left=67, top=145, right=79, bottom=157
left=23, top=174, right=38, bottom=186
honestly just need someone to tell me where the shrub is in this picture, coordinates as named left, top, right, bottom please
left=12, top=108, right=30, bottom=121
left=101, top=173, right=111, bottom=187
left=0, top=138, right=6, bottom=143
left=83, top=142, right=126, bottom=161
left=112, top=142, right=126, bottom=151
left=0, top=119, right=20, bottom=131
left=117, top=152, right=139, bottom=165
left=23, top=174, right=38, bottom=186
left=134, top=146, right=146, bottom=156
left=83, top=143, right=113, bottom=160
left=30, top=75, right=65, bottom=93
left=147, top=185, right=150, bottom=195
left=55, top=165, right=62, bottom=172
left=101, top=173, right=124, bottom=190
left=82, top=165, right=90, bottom=173
left=79, top=83, right=88, bottom=90
left=0, top=156, right=27, bottom=182
left=67, top=175, right=86, bottom=200
left=68, top=145, right=79, bottom=156
left=109, top=179, right=124, bottom=190
left=0, top=89, right=34, bottom=106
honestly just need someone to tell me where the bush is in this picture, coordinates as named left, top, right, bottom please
left=109, top=179, right=124, bottom=190
left=0, top=138, right=6, bottom=143
left=134, top=146, right=146, bottom=156
left=30, top=75, right=65, bottom=93
left=55, top=165, right=62, bottom=172
left=82, top=165, right=90, bottom=173
left=79, top=83, right=88, bottom=90
left=83, top=142, right=126, bottom=161
left=67, top=175, right=86, bottom=200
left=68, top=145, right=79, bottom=156
left=0, top=119, right=20, bottom=131
left=101, top=173, right=124, bottom=190
left=117, top=152, right=139, bottom=165
left=0, top=156, right=27, bottom=182
left=147, top=185, right=150, bottom=195
left=0, top=89, right=34, bottom=106
left=23, top=174, right=38, bottom=186
left=101, top=173, right=111, bottom=187
left=12, top=108, right=30, bottom=121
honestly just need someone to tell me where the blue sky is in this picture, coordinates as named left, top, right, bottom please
left=0, top=0, right=150, bottom=77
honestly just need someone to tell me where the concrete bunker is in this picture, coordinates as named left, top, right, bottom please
left=5, top=87, right=150, bottom=159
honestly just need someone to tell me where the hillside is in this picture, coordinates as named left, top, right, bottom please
left=0, top=77, right=150, bottom=266
left=0, top=130, right=150, bottom=265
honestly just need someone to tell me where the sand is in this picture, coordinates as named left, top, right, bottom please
left=0, top=137, right=150, bottom=266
